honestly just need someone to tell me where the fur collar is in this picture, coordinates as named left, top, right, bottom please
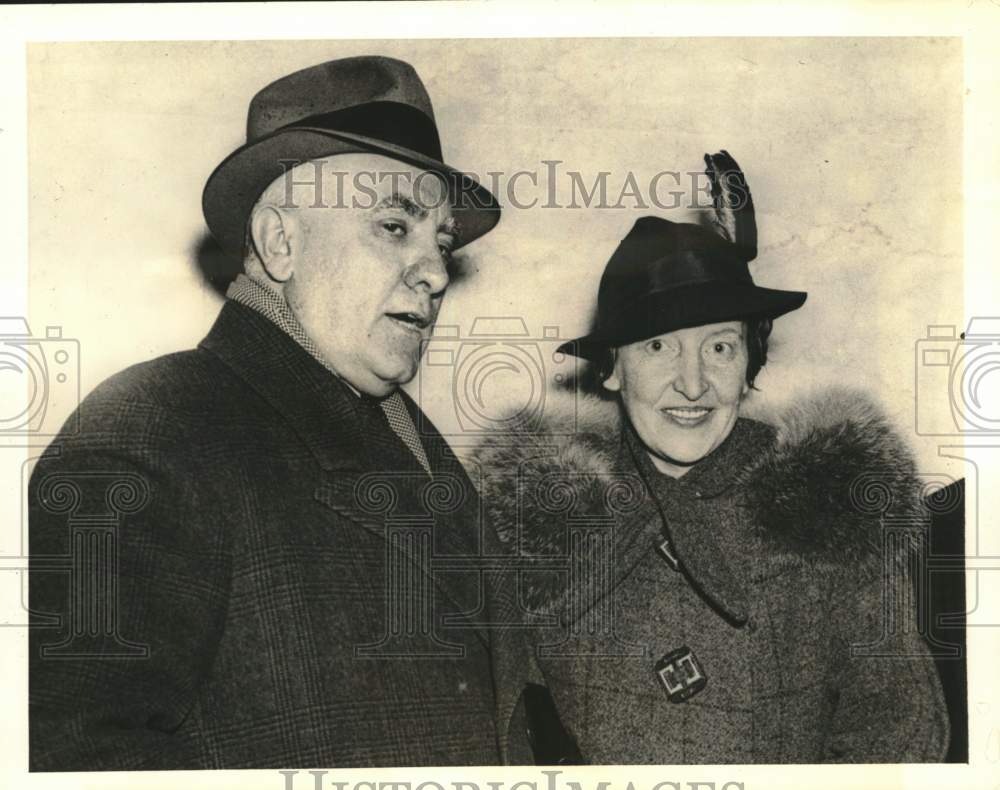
left=472, top=386, right=924, bottom=573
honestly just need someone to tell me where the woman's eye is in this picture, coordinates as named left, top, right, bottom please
left=707, top=341, right=736, bottom=360
left=382, top=220, right=407, bottom=237
left=644, top=338, right=678, bottom=356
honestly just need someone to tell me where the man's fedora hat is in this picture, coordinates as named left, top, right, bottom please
left=203, top=56, right=500, bottom=260
left=558, top=153, right=807, bottom=361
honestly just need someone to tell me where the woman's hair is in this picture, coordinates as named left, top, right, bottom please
left=594, top=317, right=774, bottom=390
left=744, top=317, right=773, bottom=390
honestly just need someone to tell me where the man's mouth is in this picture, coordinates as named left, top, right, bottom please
left=386, top=311, right=431, bottom=332
left=660, top=406, right=713, bottom=426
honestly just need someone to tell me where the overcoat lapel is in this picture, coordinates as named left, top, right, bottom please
left=199, top=301, right=371, bottom=473
left=623, top=422, right=760, bottom=625
left=311, top=474, right=489, bottom=648
left=536, top=431, right=668, bottom=639
left=200, top=302, right=488, bottom=646
left=548, top=422, right=755, bottom=631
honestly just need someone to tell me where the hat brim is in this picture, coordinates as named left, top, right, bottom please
left=557, top=281, right=808, bottom=361
left=202, top=127, right=500, bottom=261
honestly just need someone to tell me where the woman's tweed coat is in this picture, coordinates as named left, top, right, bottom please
left=472, top=388, right=949, bottom=764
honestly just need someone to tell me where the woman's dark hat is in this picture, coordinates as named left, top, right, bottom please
left=557, top=152, right=807, bottom=361
left=203, top=56, right=500, bottom=260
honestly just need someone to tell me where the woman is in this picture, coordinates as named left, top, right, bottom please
left=475, top=152, right=949, bottom=763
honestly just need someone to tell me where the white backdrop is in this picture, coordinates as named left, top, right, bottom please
left=27, top=38, right=963, bottom=477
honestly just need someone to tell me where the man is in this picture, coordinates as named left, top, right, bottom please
left=29, top=56, right=531, bottom=770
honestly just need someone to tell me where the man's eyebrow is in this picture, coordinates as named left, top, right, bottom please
left=439, top=216, right=459, bottom=237
left=707, top=328, right=743, bottom=339
left=375, top=192, right=458, bottom=238
left=375, top=193, right=426, bottom=219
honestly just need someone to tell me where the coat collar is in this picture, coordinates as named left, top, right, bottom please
left=471, top=387, right=922, bottom=626
left=200, top=301, right=488, bottom=644
left=470, top=395, right=775, bottom=626
left=199, top=300, right=372, bottom=473
left=620, top=420, right=774, bottom=624
left=627, top=416, right=776, bottom=500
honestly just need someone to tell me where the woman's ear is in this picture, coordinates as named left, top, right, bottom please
left=249, top=204, right=299, bottom=283
left=601, top=349, right=621, bottom=392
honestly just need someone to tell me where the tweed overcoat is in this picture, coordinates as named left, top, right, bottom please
left=471, top=389, right=950, bottom=763
left=29, top=301, right=531, bottom=770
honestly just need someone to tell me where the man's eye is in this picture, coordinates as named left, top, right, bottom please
left=438, top=233, right=456, bottom=256
left=381, top=220, right=407, bottom=236
left=646, top=339, right=664, bottom=353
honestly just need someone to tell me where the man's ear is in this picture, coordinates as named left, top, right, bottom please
left=249, top=205, right=299, bottom=283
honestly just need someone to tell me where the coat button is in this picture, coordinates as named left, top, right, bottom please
left=693, top=490, right=702, bottom=499
left=746, top=618, right=757, bottom=634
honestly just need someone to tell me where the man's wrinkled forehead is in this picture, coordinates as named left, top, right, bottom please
left=268, top=153, right=451, bottom=214
left=376, top=166, right=449, bottom=208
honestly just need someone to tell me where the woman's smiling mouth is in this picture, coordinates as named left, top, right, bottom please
left=660, top=406, right=713, bottom=426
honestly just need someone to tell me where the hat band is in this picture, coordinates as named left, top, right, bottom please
left=646, top=249, right=752, bottom=291
left=600, top=249, right=752, bottom=318
left=595, top=281, right=798, bottom=346
left=275, top=100, right=444, bottom=163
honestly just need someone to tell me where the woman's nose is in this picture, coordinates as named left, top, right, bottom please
left=673, top=351, right=708, bottom=400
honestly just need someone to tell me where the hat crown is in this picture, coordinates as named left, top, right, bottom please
left=203, top=55, right=500, bottom=262
left=556, top=156, right=808, bottom=361
left=597, top=216, right=752, bottom=322
left=246, top=56, right=436, bottom=142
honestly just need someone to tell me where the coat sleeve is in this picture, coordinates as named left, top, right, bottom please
left=822, top=544, right=950, bottom=763
left=29, top=394, right=232, bottom=771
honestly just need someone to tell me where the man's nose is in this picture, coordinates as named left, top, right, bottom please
left=402, top=245, right=450, bottom=295
left=673, top=350, right=708, bottom=400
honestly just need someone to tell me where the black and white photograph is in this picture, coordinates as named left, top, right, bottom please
left=1, top=3, right=998, bottom=789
